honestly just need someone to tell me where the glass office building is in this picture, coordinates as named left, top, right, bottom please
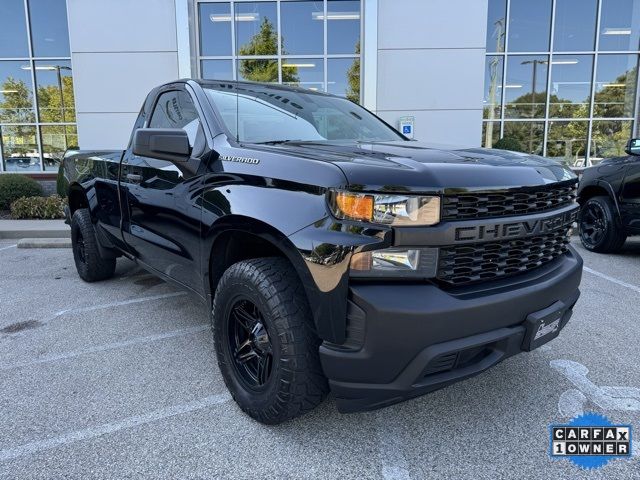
left=0, top=0, right=76, bottom=173
left=483, top=0, right=640, bottom=166
left=0, top=0, right=638, bottom=175
left=196, top=1, right=362, bottom=101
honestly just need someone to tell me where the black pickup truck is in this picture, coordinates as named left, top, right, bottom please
left=62, top=80, right=583, bottom=424
left=577, top=138, right=640, bottom=253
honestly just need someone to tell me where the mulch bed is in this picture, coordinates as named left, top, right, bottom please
left=0, top=210, right=12, bottom=219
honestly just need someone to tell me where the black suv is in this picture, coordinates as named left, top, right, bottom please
left=577, top=138, right=640, bottom=252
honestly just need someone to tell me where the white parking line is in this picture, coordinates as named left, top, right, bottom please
left=0, top=393, right=231, bottom=462
left=583, top=267, right=640, bottom=294
left=0, top=325, right=209, bottom=371
left=49, top=291, right=188, bottom=321
left=0, top=244, right=17, bottom=252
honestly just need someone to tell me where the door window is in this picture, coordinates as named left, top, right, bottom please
left=149, top=90, right=202, bottom=149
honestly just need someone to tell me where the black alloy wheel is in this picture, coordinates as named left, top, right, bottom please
left=212, top=257, right=329, bottom=424
left=76, top=230, right=87, bottom=263
left=579, top=201, right=606, bottom=247
left=228, top=299, right=273, bottom=389
left=578, top=196, right=626, bottom=253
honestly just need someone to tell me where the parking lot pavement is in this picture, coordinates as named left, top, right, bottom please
left=0, top=238, right=639, bottom=479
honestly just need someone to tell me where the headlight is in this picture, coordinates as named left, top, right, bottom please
left=350, top=247, right=438, bottom=278
left=329, top=191, right=440, bottom=226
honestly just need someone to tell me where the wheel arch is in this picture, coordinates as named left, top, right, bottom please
left=578, top=184, right=609, bottom=204
left=203, top=215, right=323, bottom=334
left=578, top=180, right=622, bottom=219
left=67, top=183, right=90, bottom=215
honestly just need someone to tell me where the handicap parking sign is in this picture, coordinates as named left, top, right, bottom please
left=399, top=116, right=415, bottom=139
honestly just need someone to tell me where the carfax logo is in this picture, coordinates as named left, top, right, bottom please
left=550, top=412, right=633, bottom=469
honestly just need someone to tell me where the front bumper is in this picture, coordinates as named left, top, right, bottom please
left=320, top=246, right=583, bottom=413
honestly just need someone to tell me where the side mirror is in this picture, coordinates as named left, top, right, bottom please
left=624, top=138, right=640, bottom=156
left=132, top=128, right=191, bottom=163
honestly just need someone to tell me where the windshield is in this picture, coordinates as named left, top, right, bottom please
left=204, top=82, right=404, bottom=144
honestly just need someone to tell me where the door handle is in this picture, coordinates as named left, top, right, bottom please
left=126, top=173, right=143, bottom=184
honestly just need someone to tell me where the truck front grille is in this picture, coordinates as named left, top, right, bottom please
left=437, top=227, right=571, bottom=286
left=442, top=180, right=577, bottom=221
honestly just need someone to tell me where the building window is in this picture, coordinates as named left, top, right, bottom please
left=483, top=0, right=640, bottom=167
left=0, top=0, right=75, bottom=173
left=196, top=0, right=362, bottom=103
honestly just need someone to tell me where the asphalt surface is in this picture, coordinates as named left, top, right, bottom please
left=0, top=238, right=639, bottom=479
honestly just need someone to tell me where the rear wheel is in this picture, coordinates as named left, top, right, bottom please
left=578, top=196, right=626, bottom=253
left=71, top=208, right=116, bottom=282
left=212, top=257, right=328, bottom=424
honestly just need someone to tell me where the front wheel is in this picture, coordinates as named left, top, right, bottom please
left=578, top=196, right=626, bottom=253
left=212, top=257, right=328, bottom=424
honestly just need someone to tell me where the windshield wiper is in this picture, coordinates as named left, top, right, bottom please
left=252, top=139, right=304, bottom=145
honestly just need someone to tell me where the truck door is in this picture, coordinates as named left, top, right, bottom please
left=120, top=86, right=208, bottom=294
left=620, top=155, right=640, bottom=233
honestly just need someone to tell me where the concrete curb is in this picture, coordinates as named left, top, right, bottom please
left=0, top=220, right=70, bottom=240
left=17, top=238, right=72, bottom=249
left=0, top=230, right=70, bottom=239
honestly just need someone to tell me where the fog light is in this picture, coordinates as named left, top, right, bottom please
left=350, top=248, right=438, bottom=278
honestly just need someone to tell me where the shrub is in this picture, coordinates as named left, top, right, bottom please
left=493, top=137, right=525, bottom=153
left=10, top=196, right=67, bottom=220
left=0, top=174, right=43, bottom=210
left=56, top=163, right=69, bottom=198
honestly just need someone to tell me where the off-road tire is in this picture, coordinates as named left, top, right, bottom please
left=212, top=257, right=329, bottom=424
left=578, top=196, right=626, bottom=253
left=71, top=208, right=116, bottom=282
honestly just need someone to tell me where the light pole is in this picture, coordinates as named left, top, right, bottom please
left=520, top=59, right=547, bottom=152
left=53, top=65, right=72, bottom=124
left=485, top=19, right=505, bottom=148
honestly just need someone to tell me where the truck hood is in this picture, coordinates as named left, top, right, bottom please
left=259, top=140, right=576, bottom=193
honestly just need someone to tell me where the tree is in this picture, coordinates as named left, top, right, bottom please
left=0, top=78, right=38, bottom=158
left=0, top=72, right=76, bottom=162
left=591, top=120, right=631, bottom=158
left=37, top=74, right=75, bottom=123
left=0, top=73, right=75, bottom=125
left=0, top=78, right=34, bottom=123
left=506, top=91, right=550, bottom=118
left=546, top=120, right=589, bottom=166
left=238, top=18, right=298, bottom=84
left=593, top=68, right=637, bottom=118
left=346, top=42, right=360, bottom=103
left=494, top=136, right=525, bottom=152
